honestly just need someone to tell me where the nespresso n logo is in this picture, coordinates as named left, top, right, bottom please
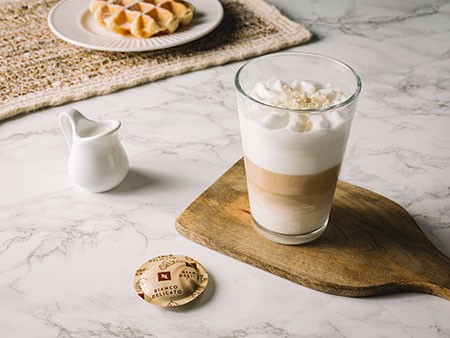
left=157, top=271, right=171, bottom=281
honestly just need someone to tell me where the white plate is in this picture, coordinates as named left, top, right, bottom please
left=48, top=0, right=224, bottom=52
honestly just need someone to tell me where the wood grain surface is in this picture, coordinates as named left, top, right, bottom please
left=176, top=159, right=450, bottom=300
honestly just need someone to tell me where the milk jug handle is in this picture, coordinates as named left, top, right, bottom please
left=58, top=108, right=83, bottom=149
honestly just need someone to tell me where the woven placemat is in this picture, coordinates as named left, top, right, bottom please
left=0, top=0, right=311, bottom=122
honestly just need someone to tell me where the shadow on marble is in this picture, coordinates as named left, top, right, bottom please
left=329, top=290, right=438, bottom=302
left=109, top=167, right=185, bottom=195
left=364, top=292, right=434, bottom=302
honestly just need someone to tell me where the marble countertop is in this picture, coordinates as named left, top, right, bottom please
left=1, top=0, right=449, bottom=337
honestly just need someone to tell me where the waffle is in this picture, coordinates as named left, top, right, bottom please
left=89, top=0, right=195, bottom=38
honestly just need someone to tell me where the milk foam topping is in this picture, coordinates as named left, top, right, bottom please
left=238, top=80, right=354, bottom=175
left=251, top=80, right=347, bottom=132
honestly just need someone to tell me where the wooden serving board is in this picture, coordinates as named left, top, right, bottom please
left=176, top=159, right=450, bottom=299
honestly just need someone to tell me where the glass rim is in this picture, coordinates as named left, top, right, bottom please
left=234, top=51, right=362, bottom=114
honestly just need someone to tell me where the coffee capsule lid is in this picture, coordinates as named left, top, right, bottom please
left=134, top=254, right=208, bottom=307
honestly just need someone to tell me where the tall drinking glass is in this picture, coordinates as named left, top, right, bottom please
left=235, top=52, right=362, bottom=244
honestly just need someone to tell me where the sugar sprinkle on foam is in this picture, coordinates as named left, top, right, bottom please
left=250, top=80, right=347, bottom=133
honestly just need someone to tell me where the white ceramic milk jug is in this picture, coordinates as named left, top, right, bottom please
left=59, top=108, right=129, bottom=192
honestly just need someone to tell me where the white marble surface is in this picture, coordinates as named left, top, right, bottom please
left=1, top=0, right=450, bottom=337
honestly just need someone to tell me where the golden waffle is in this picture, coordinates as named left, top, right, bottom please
left=89, top=0, right=195, bottom=38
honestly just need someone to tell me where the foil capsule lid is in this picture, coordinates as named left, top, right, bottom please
left=134, top=254, right=208, bottom=307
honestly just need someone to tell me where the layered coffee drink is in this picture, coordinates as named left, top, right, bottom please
left=235, top=53, right=361, bottom=244
left=238, top=79, right=353, bottom=243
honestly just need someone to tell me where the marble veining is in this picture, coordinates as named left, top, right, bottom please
left=1, top=0, right=450, bottom=337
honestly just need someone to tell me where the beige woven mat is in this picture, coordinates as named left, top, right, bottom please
left=0, top=0, right=311, bottom=122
